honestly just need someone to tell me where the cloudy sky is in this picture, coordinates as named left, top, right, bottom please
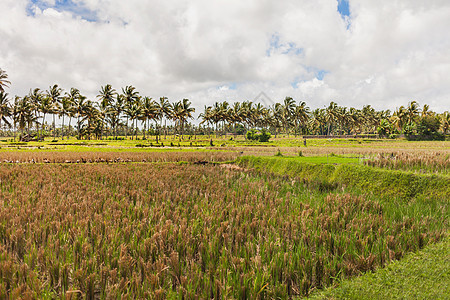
left=1, top=0, right=449, bottom=114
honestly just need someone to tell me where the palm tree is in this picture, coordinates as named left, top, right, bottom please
left=230, top=102, right=242, bottom=131
left=361, top=105, right=377, bottom=134
left=293, top=101, right=310, bottom=136
left=14, top=96, right=36, bottom=138
left=0, top=69, right=11, bottom=92
left=72, top=94, right=90, bottom=139
left=251, top=103, right=265, bottom=129
left=210, top=102, right=222, bottom=135
left=108, top=94, right=124, bottom=139
left=122, top=86, right=140, bottom=139
left=326, top=102, right=340, bottom=135
left=140, top=97, right=157, bottom=139
left=199, top=105, right=213, bottom=137
left=269, top=103, right=283, bottom=137
left=65, top=88, right=81, bottom=139
left=0, top=92, right=12, bottom=132
left=38, top=91, right=54, bottom=138
left=124, top=99, right=142, bottom=140
left=281, top=97, right=295, bottom=136
left=59, top=96, right=73, bottom=139
left=83, top=101, right=102, bottom=139
left=440, top=112, right=450, bottom=137
left=46, top=84, right=63, bottom=137
left=97, top=85, right=116, bottom=139
left=218, top=101, right=230, bottom=135
left=12, top=96, right=20, bottom=141
left=421, top=104, right=434, bottom=117
left=391, top=106, right=407, bottom=133
left=309, top=108, right=327, bottom=135
left=173, top=99, right=195, bottom=139
left=28, top=88, right=43, bottom=138
left=157, top=97, right=172, bottom=139
left=406, top=101, right=420, bottom=125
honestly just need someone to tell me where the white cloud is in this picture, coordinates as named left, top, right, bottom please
left=0, top=0, right=449, bottom=116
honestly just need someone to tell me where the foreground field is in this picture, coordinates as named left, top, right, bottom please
left=0, top=161, right=447, bottom=298
left=310, top=236, right=450, bottom=299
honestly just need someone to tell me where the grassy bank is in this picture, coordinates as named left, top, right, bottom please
left=236, top=156, right=450, bottom=200
left=309, top=235, right=450, bottom=299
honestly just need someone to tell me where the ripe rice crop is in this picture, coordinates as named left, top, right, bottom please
left=0, top=150, right=238, bottom=164
left=365, top=152, right=450, bottom=175
left=0, top=164, right=446, bottom=298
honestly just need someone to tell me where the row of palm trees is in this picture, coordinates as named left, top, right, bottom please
left=0, top=68, right=449, bottom=139
left=200, top=98, right=449, bottom=137
left=0, top=83, right=195, bottom=140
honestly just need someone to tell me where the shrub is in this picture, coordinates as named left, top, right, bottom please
left=246, top=129, right=271, bottom=142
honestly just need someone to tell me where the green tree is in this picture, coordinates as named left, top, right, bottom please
left=122, top=86, right=140, bottom=139
left=59, top=96, right=73, bottom=139
left=173, top=99, right=195, bottom=139
left=97, top=84, right=117, bottom=139
left=0, top=69, right=11, bottom=92
left=440, top=112, right=450, bottom=137
left=124, top=98, right=142, bottom=140
left=281, top=97, right=295, bottom=136
left=140, top=97, right=157, bottom=139
left=156, top=97, right=172, bottom=139
left=0, top=91, right=12, bottom=132
left=46, top=84, right=63, bottom=137
left=72, top=94, right=90, bottom=139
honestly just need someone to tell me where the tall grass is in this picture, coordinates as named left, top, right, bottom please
left=0, top=163, right=446, bottom=298
left=365, top=152, right=450, bottom=175
left=0, top=150, right=237, bottom=164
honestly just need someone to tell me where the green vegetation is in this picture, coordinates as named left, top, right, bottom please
left=310, top=236, right=450, bottom=299
left=246, top=129, right=272, bottom=142
left=0, top=158, right=447, bottom=298
left=0, top=72, right=448, bottom=300
left=237, top=156, right=450, bottom=200
left=0, top=70, right=449, bottom=142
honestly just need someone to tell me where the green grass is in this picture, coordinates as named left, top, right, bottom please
left=2, top=135, right=449, bottom=151
left=236, top=156, right=450, bottom=200
left=274, top=154, right=363, bottom=164
left=309, top=235, right=450, bottom=300
left=237, top=155, right=449, bottom=299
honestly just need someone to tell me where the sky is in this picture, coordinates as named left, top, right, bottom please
left=1, top=0, right=450, bottom=115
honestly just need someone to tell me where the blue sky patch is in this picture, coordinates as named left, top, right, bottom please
left=266, top=34, right=303, bottom=57
left=316, top=70, right=328, bottom=80
left=337, top=0, right=350, bottom=18
left=337, top=0, right=351, bottom=29
left=27, top=0, right=99, bottom=22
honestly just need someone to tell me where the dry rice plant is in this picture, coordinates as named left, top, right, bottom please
left=0, top=150, right=238, bottom=164
left=365, top=152, right=450, bottom=174
left=0, top=164, right=446, bottom=298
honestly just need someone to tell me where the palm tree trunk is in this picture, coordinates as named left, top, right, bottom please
left=62, top=114, right=65, bottom=140
left=53, top=114, right=56, bottom=138
left=125, top=116, right=128, bottom=139
left=143, top=121, right=146, bottom=140
left=155, top=121, right=159, bottom=143
left=68, top=117, right=72, bottom=140
left=77, top=116, right=80, bottom=139
left=159, top=118, right=163, bottom=141
left=164, top=119, right=167, bottom=139
left=42, top=113, right=46, bottom=140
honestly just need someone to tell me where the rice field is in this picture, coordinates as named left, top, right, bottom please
left=0, top=162, right=447, bottom=298
left=0, top=150, right=238, bottom=164
left=365, top=151, right=450, bottom=175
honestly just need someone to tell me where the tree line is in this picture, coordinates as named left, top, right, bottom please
left=0, top=68, right=449, bottom=140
